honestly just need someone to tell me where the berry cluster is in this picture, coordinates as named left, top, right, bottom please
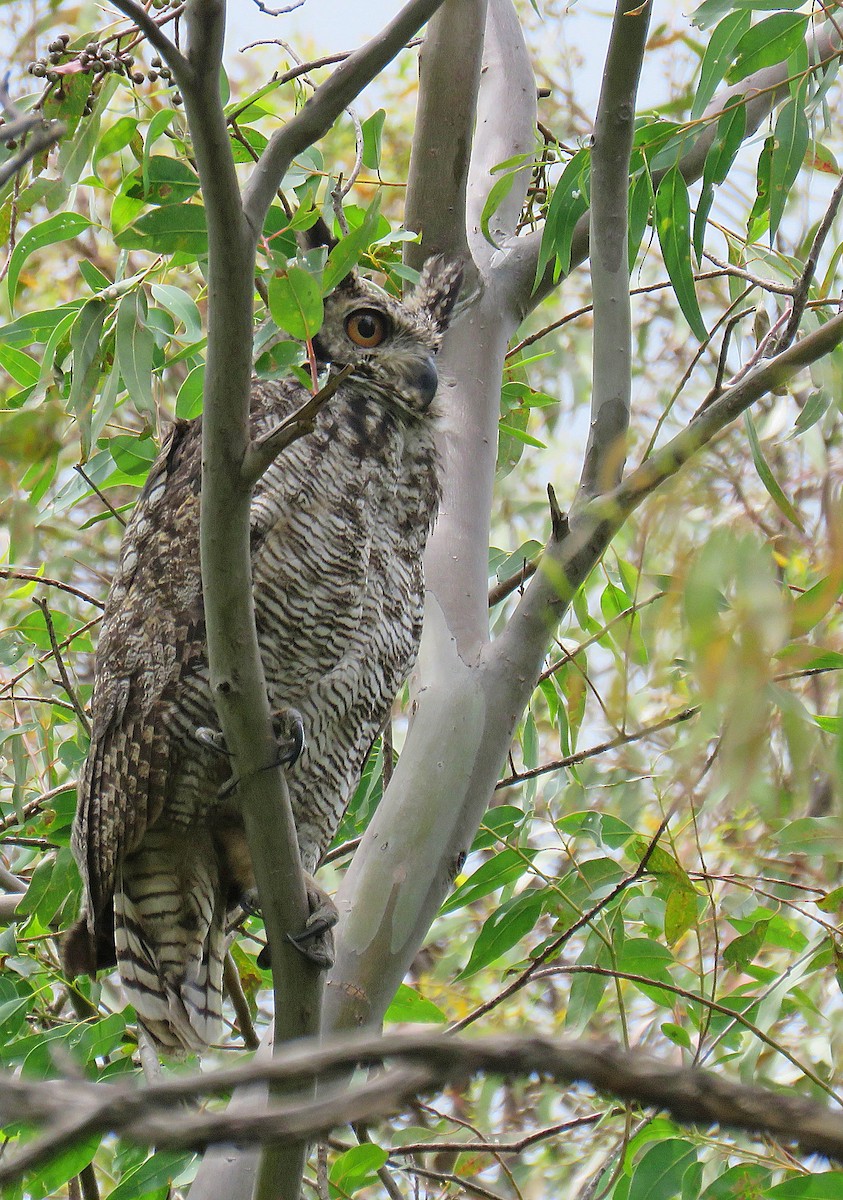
left=25, top=36, right=178, bottom=113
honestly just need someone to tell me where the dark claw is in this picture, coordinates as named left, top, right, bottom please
left=271, top=706, right=305, bottom=766
left=239, top=889, right=261, bottom=917
left=196, top=726, right=231, bottom=755
left=214, top=708, right=305, bottom=799
left=257, top=878, right=338, bottom=972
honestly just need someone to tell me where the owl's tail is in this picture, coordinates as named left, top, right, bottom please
left=114, top=826, right=225, bottom=1055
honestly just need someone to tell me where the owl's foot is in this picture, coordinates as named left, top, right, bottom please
left=211, top=707, right=306, bottom=799
left=287, top=877, right=338, bottom=969
left=255, top=876, right=337, bottom=971
left=271, top=706, right=306, bottom=767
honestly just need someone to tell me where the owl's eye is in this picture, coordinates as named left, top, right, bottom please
left=345, top=309, right=388, bottom=349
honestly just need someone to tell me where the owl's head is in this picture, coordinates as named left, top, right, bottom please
left=313, top=258, right=463, bottom=418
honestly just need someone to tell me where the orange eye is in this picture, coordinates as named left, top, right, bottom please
left=345, top=309, right=388, bottom=349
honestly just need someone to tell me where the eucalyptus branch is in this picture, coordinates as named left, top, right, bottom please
left=578, top=0, right=650, bottom=501
left=74, top=464, right=127, bottom=527
left=241, top=365, right=354, bottom=488
left=7, top=1029, right=843, bottom=1179
left=0, top=81, right=63, bottom=189
left=31, top=598, right=90, bottom=736
left=105, top=0, right=191, bottom=90
left=223, top=953, right=260, bottom=1051
left=494, top=308, right=843, bottom=682
left=450, top=816, right=670, bottom=1033
left=243, top=0, right=449, bottom=236
left=495, top=704, right=700, bottom=789
left=464, top=0, right=537, bottom=269
left=404, top=0, right=487, bottom=273
left=776, top=170, right=843, bottom=351
left=0, top=569, right=105, bottom=609
left=504, top=21, right=843, bottom=318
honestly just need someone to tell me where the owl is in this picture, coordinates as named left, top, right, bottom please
left=63, top=259, right=463, bottom=1054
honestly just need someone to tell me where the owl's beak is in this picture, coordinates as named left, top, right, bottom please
left=405, top=353, right=439, bottom=410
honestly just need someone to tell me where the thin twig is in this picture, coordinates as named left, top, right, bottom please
left=777, top=170, right=843, bottom=350
left=385, top=1113, right=605, bottom=1156
left=223, top=952, right=260, bottom=1050
left=703, top=251, right=796, bottom=297
left=0, top=783, right=75, bottom=834
left=249, top=0, right=305, bottom=14
left=100, top=0, right=191, bottom=90
left=532, top=965, right=841, bottom=1104
left=0, top=615, right=103, bottom=699
left=0, top=78, right=64, bottom=189
left=448, top=816, right=672, bottom=1033
left=79, top=1162, right=100, bottom=1200
left=74, top=465, right=127, bottom=527
left=30, top=598, right=91, bottom=736
left=0, top=569, right=105, bottom=609
left=495, top=706, right=700, bottom=790
left=242, top=365, right=354, bottom=486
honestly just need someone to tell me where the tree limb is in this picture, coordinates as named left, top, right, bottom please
left=465, top=0, right=537, bottom=274
left=6, top=1030, right=843, bottom=1180
left=502, top=21, right=843, bottom=318
left=241, top=365, right=353, bottom=488
left=0, top=80, right=64, bottom=189
left=105, top=0, right=192, bottom=90
left=578, top=0, right=650, bottom=501
left=493, top=308, right=843, bottom=685
left=242, top=0, right=450, bottom=235
left=404, top=0, right=487, bottom=277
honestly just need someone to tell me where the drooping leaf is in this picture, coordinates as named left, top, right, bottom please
left=441, top=847, right=537, bottom=915
left=127, top=155, right=200, bottom=207
left=322, top=196, right=383, bottom=294
left=361, top=108, right=386, bottom=170
left=694, top=101, right=747, bottom=259
left=769, top=92, right=809, bottom=239
left=628, top=1140, right=698, bottom=1200
left=691, top=10, right=751, bottom=117
left=329, top=1145, right=389, bottom=1198
left=628, top=169, right=654, bottom=271
left=268, top=266, right=324, bottom=341
left=744, top=411, right=804, bottom=530
left=458, top=888, right=544, bottom=978
left=655, top=167, right=707, bottom=342
left=7, top=212, right=92, bottom=310
left=67, top=299, right=108, bottom=461
left=116, top=291, right=155, bottom=417
left=383, top=983, right=446, bottom=1024
left=481, top=171, right=518, bottom=247
left=176, top=364, right=205, bottom=420
left=115, top=204, right=208, bottom=255
left=535, top=147, right=590, bottom=285
left=728, top=12, right=808, bottom=82
left=107, top=1151, right=196, bottom=1200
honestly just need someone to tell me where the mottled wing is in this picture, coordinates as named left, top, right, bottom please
left=72, top=420, right=206, bottom=946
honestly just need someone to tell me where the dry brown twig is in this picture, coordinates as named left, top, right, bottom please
left=4, top=1028, right=843, bottom=1186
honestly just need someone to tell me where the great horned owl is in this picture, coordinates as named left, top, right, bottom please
left=64, top=259, right=462, bottom=1054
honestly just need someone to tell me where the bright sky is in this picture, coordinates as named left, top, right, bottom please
left=226, top=0, right=409, bottom=55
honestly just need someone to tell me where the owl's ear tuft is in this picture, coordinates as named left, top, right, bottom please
left=411, top=257, right=464, bottom=339
left=296, top=214, right=338, bottom=254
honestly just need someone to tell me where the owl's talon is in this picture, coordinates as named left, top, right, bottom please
left=214, top=708, right=305, bottom=799
left=239, top=889, right=261, bottom=917
left=255, top=878, right=337, bottom=971
left=272, top=707, right=305, bottom=767
left=196, top=726, right=230, bottom=755
left=288, top=878, right=337, bottom=969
